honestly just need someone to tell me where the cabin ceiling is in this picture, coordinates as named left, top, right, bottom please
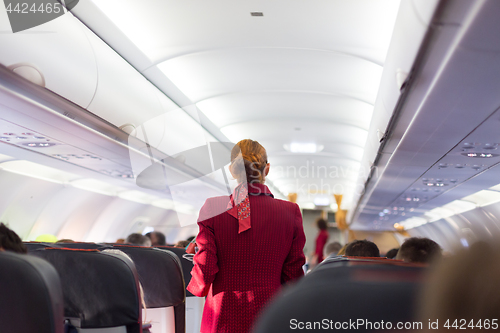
left=8, top=0, right=486, bottom=235
left=68, top=0, right=402, bottom=209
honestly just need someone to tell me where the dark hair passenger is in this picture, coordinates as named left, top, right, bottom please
left=396, top=237, right=442, bottom=263
left=145, top=231, right=166, bottom=246
left=345, top=239, right=380, bottom=257
left=0, top=223, right=27, bottom=254
left=125, top=233, right=152, bottom=247
left=385, top=248, right=399, bottom=259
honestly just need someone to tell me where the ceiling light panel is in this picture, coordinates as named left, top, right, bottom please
left=0, top=160, right=80, bottom=184
left=399, top=217, right=428, bottom=229
left=462, top=190, right=500, bottom=207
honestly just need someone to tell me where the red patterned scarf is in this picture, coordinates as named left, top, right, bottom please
left=226, top=183, right=274, bottom=233
left=226, top=182, right=251, bottom=233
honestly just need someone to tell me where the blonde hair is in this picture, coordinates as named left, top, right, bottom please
left=230, top=139, right=268, bottom=184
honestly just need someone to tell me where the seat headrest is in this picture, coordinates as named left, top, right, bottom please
left=55, top=242, right=112, bottom=250
left=31, top=248, right=141, bottom=331
left=113, top=245, right=185, bottom=308
left=255, top=260, right=427, bottom=333
left=24, top=242, right=61, bottom=252
left=0, top=251, right=64, bottom=333
left=156, top=245, right=194, bottom=297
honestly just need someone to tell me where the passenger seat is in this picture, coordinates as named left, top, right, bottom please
left=0, top=251, right=64, bottom=333
left=32, top=247, right=143, bottom=333
left=156, top=245, right=205, bottom=333
left=113, top=245, right=186, bottom=333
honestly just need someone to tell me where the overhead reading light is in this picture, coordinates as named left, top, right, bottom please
left=423, top=182, right=446, bottom=187
left=285, top=143, right=323, bottom=153
left=462, top=152, right=498, bottom=158
left=22, top=142, right=57, bottom=148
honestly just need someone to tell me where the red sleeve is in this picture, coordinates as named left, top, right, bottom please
left=187, top=203, right=219, bottom=297
left=281, top=204, right=306, bottom=284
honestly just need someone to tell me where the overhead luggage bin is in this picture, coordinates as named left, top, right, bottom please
left=0, top=251, right=64, bottom=333
left=32, top=247, right=143, bottom=333
left=113, top=245, right=186, bottom=333
left=255, top=257, right=427, bottom=333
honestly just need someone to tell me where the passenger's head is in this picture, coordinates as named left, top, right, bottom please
left=0, top=223, right=27, bottom=254
left=145, top=231, right=166, bottom=246
left=396, top=237, right=442, bottom=263
left=324, top=242, right=342, bottom=258
left=56, top=239, right=75, bottom=244
left=175, top=240, right=190, bottom=248
left=316, top=218, right=328, bottom=231
left=345, top=239, right=380, bottom=257
left=125, top=233, right=152, bottom=247
left=230, top=139, right=269, bottom=184
left=420, top=242, right=500, bottom=332
left=385, top=248, right=399, bottom=259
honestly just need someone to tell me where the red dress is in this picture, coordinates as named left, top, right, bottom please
left=187, top=183, right=306, bottom=333
left=315, top=230, right=329, bottom=263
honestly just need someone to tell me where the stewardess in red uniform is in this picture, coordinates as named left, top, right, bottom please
left=187, top=139, right=306, bottom=333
